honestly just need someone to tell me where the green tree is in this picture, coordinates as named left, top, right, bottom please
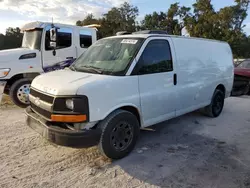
left=76, top=13, right=100, bottom=26
left=76, top=2, right=139, bottom=38
left=0, top=34, right=5, bottom=50
left=0, top=27, right=23, bottom=50
left=140, top=3, right=190, bottom=35
left=185, top=0, right=219, bottom=39
left=100, top=2, right=139, bottom=37
left=141, top=12, right=167, bottom=30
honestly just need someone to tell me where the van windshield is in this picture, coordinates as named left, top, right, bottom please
left=22, top=29, right=43, bottom=50
left=71, top=37, right=143, bottom=76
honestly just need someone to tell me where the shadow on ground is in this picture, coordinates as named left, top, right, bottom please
left=111, top=111, right=250, bottom=188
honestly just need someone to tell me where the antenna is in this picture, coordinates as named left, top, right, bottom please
left=51, top=17, right=54, bottom=27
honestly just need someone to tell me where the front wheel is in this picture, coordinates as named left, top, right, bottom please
left=98, top=110, right=140, bottom=160
left=9, top=78, right=31, bottom=108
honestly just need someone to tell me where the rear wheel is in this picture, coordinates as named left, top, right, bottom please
left=98, top=110, right=140, bottom=160
left=203, top=89, right=225, bottom=118
left=9, top=78, right=31, bottom=108
left=243, top=84, right=249, bottom=95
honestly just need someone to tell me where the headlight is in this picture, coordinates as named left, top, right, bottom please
left=66, top=99, right=74, bottom=110
left=0, top=68, right=10, bottom=78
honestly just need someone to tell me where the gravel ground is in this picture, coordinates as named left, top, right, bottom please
left=0, top=96, right=250, bottom=188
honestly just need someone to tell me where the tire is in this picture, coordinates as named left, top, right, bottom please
left=203, top=89, right=225, bottom=118
left=9, top=78, right=31, bottom=108
left=98, top=109, right=140, bottom=160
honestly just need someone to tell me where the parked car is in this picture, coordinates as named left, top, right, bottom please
left=234, top=58, right=245, bottom=67
left=232, top=59, right=250, bottom=96
left=0, top=21, right=97, bottom=108
left=25, top=30, right=234, bottom=160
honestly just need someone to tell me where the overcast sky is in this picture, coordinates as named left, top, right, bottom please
left=0, top=0, right=250, bottom=34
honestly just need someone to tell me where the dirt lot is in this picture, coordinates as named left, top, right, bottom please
left=0, top=96, right=250, bottom=188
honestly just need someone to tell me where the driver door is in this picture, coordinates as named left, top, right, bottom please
left=42, top=25, right=77, bottom=72
left=133, top=38, right=179, bottom=127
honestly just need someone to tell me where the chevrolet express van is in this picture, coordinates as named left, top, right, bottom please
left=25, top=30, right=234, bottom=159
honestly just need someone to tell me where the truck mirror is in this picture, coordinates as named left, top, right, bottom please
left=49, top=27, right=57, bottom=50
left=50, top=27, right=57, bottom=42
left=50, top=42, right=57, bottom=48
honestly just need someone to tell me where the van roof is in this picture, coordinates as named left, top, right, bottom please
left=107, top=33, right=227, bottom=44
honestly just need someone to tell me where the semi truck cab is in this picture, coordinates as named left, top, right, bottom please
left=0, top=21, right=97, bottom=107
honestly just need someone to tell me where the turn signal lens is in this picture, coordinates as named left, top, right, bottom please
left=51, top=114, right=87, bottom=123
left=0, top=68, right=10, bottom=78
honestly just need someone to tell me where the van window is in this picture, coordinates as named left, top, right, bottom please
left=45, top=26, right=72, bottom=50
left=80, top=30, right=92, bottom=48
left=135, top=40, right=173, bottom=75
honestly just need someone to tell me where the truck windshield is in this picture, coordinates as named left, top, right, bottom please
left=22, top=29, right=43, bottom=50
left=71, top=37, right=143, bottom=76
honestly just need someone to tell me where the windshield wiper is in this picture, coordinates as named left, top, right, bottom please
left=69, top=65, right=76, bottom=71
left=78, top=65, right=103, bottom=74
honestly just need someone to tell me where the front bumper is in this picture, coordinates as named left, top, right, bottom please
left=0, top=81, right=7, bottom=104
left=25, top=107, right=101, bottom=148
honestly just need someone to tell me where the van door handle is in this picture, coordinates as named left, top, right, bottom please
left=173, top=74, right=177, bottom=85
left=66, top=57, right=74, bottom=60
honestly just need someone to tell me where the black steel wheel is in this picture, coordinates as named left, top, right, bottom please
left=110, top=121, right=133, bottom=152
left=212, top=91, right=224, bottom=116
left=98, top=109, right=140, bottom=160
left=203, top=89, right=225, bottom=118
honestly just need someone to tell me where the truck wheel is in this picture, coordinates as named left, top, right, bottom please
left=98, top=109, right=140, bottom=160
left=9, top=78, right=31, bottom=108
left=203, top=89, right=225, bottom=118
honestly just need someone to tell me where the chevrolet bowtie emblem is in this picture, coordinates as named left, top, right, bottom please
left=34, top=97, right=41, bottom=106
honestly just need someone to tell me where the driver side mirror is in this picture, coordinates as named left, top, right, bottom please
left=49, top=27, right=57, bottom=48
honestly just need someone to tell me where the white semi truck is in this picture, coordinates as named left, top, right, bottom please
left=0, top=21, right=97, bottom=108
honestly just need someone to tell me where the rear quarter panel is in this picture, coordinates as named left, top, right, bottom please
left=171, top=37, right=233, bottom=113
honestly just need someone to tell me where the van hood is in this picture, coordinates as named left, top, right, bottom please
left=31, top=69, right=114, bottom=95
left=0, top=48, right=38, bottom=63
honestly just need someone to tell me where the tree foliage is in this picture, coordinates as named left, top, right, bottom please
left=1, top=1, right=250, bottom=58
left=0, top=27, right=23, bottom=50
left=140, top=0, right=250, bottom=58
left=76, top=2, right=139, bottom=38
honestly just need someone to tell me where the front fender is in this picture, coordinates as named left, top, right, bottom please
left=100, top=103, right=142, bottom=124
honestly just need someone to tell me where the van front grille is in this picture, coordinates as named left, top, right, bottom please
left=30, top=88, right=54, bottom=104
left=30, top=102, right=51, bottom=120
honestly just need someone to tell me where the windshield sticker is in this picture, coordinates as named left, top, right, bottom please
left=121, top=39, right=138, bottom=44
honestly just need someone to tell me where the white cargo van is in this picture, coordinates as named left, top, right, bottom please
left=25, top=31, right=234, bottom=159
left=0, top=21, right=97, bottom=107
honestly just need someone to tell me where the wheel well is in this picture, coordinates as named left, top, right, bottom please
left=5, top=73, right=40, bottom=93
left=216, top=84, right=226, bottom=96
left=120, top=106, right=141, bottom=127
